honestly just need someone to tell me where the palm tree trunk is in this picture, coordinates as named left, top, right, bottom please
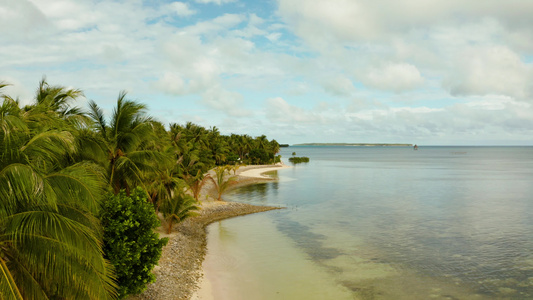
left=167, top=219, right=173, bottom=234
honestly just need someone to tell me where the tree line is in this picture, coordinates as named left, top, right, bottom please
left=0, top=79, right=280, bottom=299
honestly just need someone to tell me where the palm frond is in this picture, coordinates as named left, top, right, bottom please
left=2, top=210, right=116, bottom=299
left=45, top=165, right=106, bottom=215
left=0, top=164, right=47, bottom=217
left=111, top=91, right=147, bottom=140
left=0, top=256, right=24, bottom=300
left=160, top=192, right=198, bottom=233
left=87, top=100, right=108, bottom=138
left=74, top=128, right=109, bottom=165
left=20, top=130, right=75, bottom=171
left=0, top=80, right=117, bottom=299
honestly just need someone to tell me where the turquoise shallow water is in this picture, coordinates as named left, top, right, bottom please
left=204, top=146, right=533, bottom=299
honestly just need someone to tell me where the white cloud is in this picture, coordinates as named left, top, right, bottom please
left=99, top=44, right=124, bottom=62
left=445, top=46, right=532, bottom=100
left=201, top=86, right=252, bottom=117
left=279, top=0, right=533, bottom=45
left=341, top=95, right=533, bottom=144
left=33, top=0, right=100, bottom=31
left=233, top=14, right=267, bottom=38
left=266, top=32, right=282, bottom=42
left=194, top=0, right=237, bottom=4
left=278, top=0, right=380, bottom=47
left=154, top=72, right=187, bottom=95
left=0, top=76, right=34, bottom=105
left=265, top=97, right=323, bottom=124
left=168, top=2, right=196, bottom=17
left=161, top=33, right=221, bottom=92
left=2, top=0, right=533, bottom=145
left=0, top=0, right=51, bottom=40
left=322, top=75, right=356, bottom=96
left=183, top=13, right=246, bottom=36
left=362, top=63, right=423, bottom=93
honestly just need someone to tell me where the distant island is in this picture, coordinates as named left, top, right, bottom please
left=293, top=143, right=413, bottom=147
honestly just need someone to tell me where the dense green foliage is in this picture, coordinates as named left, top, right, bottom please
left=288, top=156, right=310, bottom=164
left=160, top=192, right=198, bottom=234
left=100, top=188, right=168, bottom=298
left=86, top=92, right=167, bottom=194
left=0, top=80, right=117, bottom=299
left=0, top=78, right=282, bottom=299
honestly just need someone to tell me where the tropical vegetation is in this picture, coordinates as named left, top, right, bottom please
left=288, top=156, right=310, bottom=164
left=0, top=78, right=281, bottom=299
left=210, top=165, right=238, bottom=201
left=100, top=188, right=168, bottom=298
left=0, top=80, right=116, bottom=299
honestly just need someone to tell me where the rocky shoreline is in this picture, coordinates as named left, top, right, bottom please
left=129, top=164, right=287, bottom=300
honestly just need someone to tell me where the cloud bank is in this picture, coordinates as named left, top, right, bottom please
left=1, top=0, right=532, bottom=144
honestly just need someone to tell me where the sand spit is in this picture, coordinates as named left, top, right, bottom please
left=129, top=164, right=289, bottom=300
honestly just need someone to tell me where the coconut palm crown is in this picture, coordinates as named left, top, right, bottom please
left=87, top=91, right=168, bottom=194
left=0, top=83, right=117, bottom=299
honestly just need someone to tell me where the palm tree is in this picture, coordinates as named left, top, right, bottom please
left=168, top=123, right=213, bottom=201
left=87, top=92, right=168, bottom=194
left=33, top=77, right=88, bottom=126
left=229, top=134, right=252, bottom=162
left=254, top=134, right=269, bottom=150
left=146, top=156, right=184, bottom=212
left=269, top=139, right=280, bottom=156
left=160, top=192, right=198, bottom=234
left=182, top=170, right=211, bottom=202
left=208, top=126, right=229, bottom=165
left=0, top=84, right=117, bottom=299
left=209, top=166, right=237, bottom=201
left=183, top=121, right=209, bottom=149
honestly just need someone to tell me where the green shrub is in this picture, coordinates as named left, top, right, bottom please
left=226, top=152, right=240, bottom=164
left=288, top=156, right=310, bottom=164
left=248, top=148, right=274, bottom=164
left=100, top=187, right=169, bottom=299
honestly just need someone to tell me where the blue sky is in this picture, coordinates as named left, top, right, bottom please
left=1, top=0, right=533, bottom=145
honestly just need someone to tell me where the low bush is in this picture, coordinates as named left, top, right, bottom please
left=288, top=156, right=310, bottom=164
left=100, top=187, right=168, bottom=299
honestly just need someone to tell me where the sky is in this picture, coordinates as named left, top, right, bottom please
left=1, top=0, right=533, bottom=145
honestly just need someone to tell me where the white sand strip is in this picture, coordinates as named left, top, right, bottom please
left=238, top=164, right=291, bottom=179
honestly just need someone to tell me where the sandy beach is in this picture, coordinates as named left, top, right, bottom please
left=129, top=163, right=290, bottom=300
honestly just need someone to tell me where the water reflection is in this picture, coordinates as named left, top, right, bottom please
left=228, top=181, right=280, bottom=204
left=230, top=183, right=269, bottom=202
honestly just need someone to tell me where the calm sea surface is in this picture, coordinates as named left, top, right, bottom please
left=203, top=146, right=533, bottom=299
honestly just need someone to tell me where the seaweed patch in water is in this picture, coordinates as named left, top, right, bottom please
left=277, top=219, right=344, bottom=260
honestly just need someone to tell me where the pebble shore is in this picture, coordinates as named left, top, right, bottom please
left=129, top=165, right=286, bottom=300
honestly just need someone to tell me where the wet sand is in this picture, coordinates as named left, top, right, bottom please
left=129, top=164, right=290, bottom=300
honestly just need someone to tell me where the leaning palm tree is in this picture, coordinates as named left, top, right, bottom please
left=182, top=169, right=211, bottom=202
left=0, top=85, right=117, bottom=299
left=210, top=166, right=237, bottom=201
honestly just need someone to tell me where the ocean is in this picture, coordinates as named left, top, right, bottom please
left=202, top=146, right=533, bottom=299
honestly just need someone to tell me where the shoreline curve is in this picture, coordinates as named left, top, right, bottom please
left=129, top=164, right=290, bottom=300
